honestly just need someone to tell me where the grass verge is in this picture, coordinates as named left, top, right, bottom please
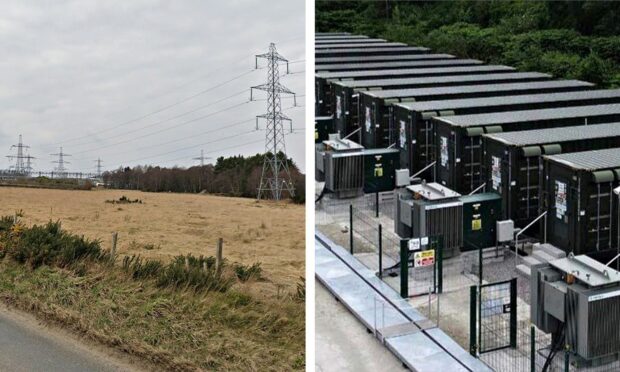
left=0, top=217, right=305, bottom=371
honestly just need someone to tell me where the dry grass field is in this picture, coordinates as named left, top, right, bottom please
left=0, top=187, right=305, bottom=288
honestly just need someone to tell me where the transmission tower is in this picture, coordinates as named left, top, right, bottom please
left=6, top=134, right=30, bottom=175
left=24, top=154, right=35, bottom=176
left=193, top=149, right=211, bottom=167
left=51, top=147, right=71, bottom=178
left=251, top=43, right=296, bottom=201
left=94, top=158, right=103, bottom=178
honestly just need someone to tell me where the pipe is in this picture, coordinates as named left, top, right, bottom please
left=514, top=211, right=547, bottom=266
left=343, top=127, right=361, bottom=140
left=468, top=182, right=486, bottom=196
left=410, top=161, right=436, bottom=180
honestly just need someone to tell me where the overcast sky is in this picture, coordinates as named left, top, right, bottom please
left=0, top=0, right=305, bottom=174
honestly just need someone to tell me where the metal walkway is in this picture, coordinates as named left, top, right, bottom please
left=315, top=231, right=491, bottom=372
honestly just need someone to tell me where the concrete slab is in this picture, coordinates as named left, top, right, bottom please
left=316, top=232, right=493, bottom=372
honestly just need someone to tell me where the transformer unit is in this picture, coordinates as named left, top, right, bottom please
left=395, top=182, right=464, bottom=258
left=531, top=254, right=620, bottom=365
left=317, top=135, right=400, bottom=198
left=395, top=182, right=502, bottom=257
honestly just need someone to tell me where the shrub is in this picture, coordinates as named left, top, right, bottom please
left=233, top=262, right=263, bottom=282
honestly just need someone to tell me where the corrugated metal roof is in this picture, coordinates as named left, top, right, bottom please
left=315, top=42, right=405, bottom=49
left=334, top=72, right=550, bottom=88
left=316, top=38, right=386, bottom=44
left=315, top=46, right=430, bottom=54
left=317, top=65, right=513, bottom=79
left=438, top=102, right=620, bottom=128
left=316, top=54, right=455, bottom=64
left=545, top=147, right=620, bottom=171
left=485, top=122, right=620, bottom=146
left=364, top=80, right=593, bottom=99
left=395, top=89, right=620, bottom=112
left=316, top=59, right=482, bottom=72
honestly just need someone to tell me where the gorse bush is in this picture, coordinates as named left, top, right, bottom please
left=233, top=262, right=263, bottom=282
left=3, top=221, right=109, bottom=269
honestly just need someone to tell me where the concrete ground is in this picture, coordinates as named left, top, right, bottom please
left=315, top=280, right=405, bottom=372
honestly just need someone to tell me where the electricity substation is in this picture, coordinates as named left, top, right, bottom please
left=315, top=32, right=620, bottom=372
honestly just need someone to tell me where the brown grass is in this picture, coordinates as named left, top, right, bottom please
left=0, top=187, right=305, bottom=290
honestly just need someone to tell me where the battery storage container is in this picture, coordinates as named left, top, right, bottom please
left=434, top=103, right=620, bottom=195
left=315, top=46, right=430, bottom=58
left=484, top=122, right=620, bottom=230
left=393, top=89, right=620, bottom=180
left=542, top=147, right=620, bottom=259
left=359, top=80, right=593, bottom=150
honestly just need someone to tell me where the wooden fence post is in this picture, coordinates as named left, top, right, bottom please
left=216, top=238, right=223, bottom=271
left=111, top=232, right=118, bottom=256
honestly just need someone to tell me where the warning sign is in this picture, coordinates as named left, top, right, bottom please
left=399, top=120, right=406, bottom=148
left=491, top=156, right=501, bottom=191
left=413, top=250, right=435, bottom=267
left=555, top=180, right=567, bottom=221
left=365, top=106, right=372, bottom=132
left=440, top=136, right=448, bottom=168
left=336, top=96, right=342, bottom=119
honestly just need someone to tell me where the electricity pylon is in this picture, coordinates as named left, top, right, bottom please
left=193, top=149, right=211, bottom=167
left=7, top=135, right=30, bottom=175
left=51, top=147, right=71, bottom=178
left=95, top=158, right=103, bottom=177
left=251, top=43, right=296, bottom=201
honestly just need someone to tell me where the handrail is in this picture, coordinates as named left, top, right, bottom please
left=343, top=127, right=361, bottom=140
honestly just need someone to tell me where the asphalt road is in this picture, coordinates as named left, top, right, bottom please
left=0, top=307, right=140, bottom=372
left=315, top=280, right=405, bottom=372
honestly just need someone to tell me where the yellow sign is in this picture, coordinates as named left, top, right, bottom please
left=472, top=219, right=482, bottom=231
left=374, top=167, right=383, bottom=177
left=413, top=249, right=435, bottom=267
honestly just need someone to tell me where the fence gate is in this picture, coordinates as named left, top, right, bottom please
left=470, top=278, right=517, bottom=356
left=399, top=236, right=443, bottom=298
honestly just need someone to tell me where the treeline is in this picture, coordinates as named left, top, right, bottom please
left=317, top=0, right=620, bottom=87
left=103, top=153, right=305, bottom=203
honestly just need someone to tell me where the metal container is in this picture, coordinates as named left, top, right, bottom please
left=315, top=38, right=386, bottom=45
left=434, top=103, right=620, bottom=194
left=542, top=147, right=620, bottom=257
left=315, top=42, right=406, bottom=49
left=316, top=53, right=455, bottom=65
left=315, top=46, right=430, bottom=58
left=315, top=59, right=481, bottom=73
left=331, top=71, right=550, bottom=139
left=363, top=148, right=400, bottom=193
left=315, top=62, right=497, bottom=116
left=360, top=80, right=593, bottom=150
left=393, top=89, right=620, bottom=178
left=484, top=122, right=620, bottom=230
left=314, top=116, right=334, bottom=144
left=460, top=193, right=502, bottom=251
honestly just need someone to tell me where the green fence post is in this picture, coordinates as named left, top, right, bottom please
left=469, top=285, right=478, bottom=356
left=530, top=325, right=536, bottom=372
left=378, top=224, right=383, bottom=278
left=375, top=192, right=379, bottom=217
left=564, top=348, right=570, bottom=371
left=400, top=239, right=408, bottom=298
left=349, top=204, right=353, bottom=254
left=510, top=277, right=518, bottom=349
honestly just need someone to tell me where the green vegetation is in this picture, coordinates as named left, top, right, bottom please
left=317, top=1, right=620, bottom=87
left=0, top=217, right=304, bottom=370
left=105, top=195, right=143, bottom=204
left=104, top=153, right=306, bottom=203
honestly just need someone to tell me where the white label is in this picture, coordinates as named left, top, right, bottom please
left=555, top=180, right=567, bottom=221
left=408, top=238, right=420, bottom=251
left=336, top=96, right=342, bottom=119
left=421, top=236, right=429, bottom=246
left=399, top=120, right=406, bottom=149
left=440, top=136, right=448, bottom=168
left=491, top=156, right=501, bottom=191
